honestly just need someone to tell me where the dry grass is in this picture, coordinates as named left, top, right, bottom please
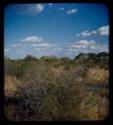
left=87, top=67, right=109, bottom=84
left=4, top=75, right=21, bottom=96
left=86, top=96, right=109, bottom=120
left=79, top=92, right=109, bottom=120
left=4, top=59, right=109, bottom=121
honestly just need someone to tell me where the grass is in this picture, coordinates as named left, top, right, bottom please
left=87, top=67, right=109, bottom=84
left=4, top=53, right=109, bottom=121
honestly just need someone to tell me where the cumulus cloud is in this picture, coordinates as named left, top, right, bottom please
left=77, top=40, right=95, bottom=45
left=69, top=40, right=95, bottom=50
left=98, top=25, right=109, bottom=36
left=12, top=4, right=44, bottom=15
left=81, top=30, right=97, bottom=37
left=35, top=4, right=44, bottom=13
left=11, top=43, right=23, bottom=47
left=76, top=25, right=109, bottom=37
left=30, top=42, right=55, bottom=49
left=21, top=36, right=42, bottom=42
left=76, top=30, right=97, bottom=37
left=66, top=9, right=78, bottom=14
left=68, top=40, right=108, bottom=53
left=30, top=43, right=50, bottom=48
left=48, top=3, right=53, bottom=6
left=4, top=35, right=63, bottom=59
left=20, top=36, right=56, bottom=49
left=36, top=43, right=52, bottom=48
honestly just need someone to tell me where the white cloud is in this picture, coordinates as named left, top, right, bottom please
left=76, top=25, right=109, bottom=37
left=36, top=43, right=51, bottom=48
left=21, top=36, right=42, bottom=42
left=20, top=36, right=56, bottom=49
left=68, top=40, right=108, bottom=53
left=48, top=3, right=53, bottom=6
left=98, top=25, right=109, bottom=36
left=14, top=4, right=44, bottom=15
left=77, top=30, right=97, bottom=37
left=66, top=9, right=78, bottom=14
left=30, top=42, right=55, bottom=48
left=81, top=30, right=97, bottom=37
left=70, top=40, right=95, bottom=49
left=59, top=7, right=64, bottom=10
left=5, top=35, right=63, bottom=59
left=5, top=48, right=9, bottom=52
left=77, top=40, right=94, bottom=45
left=35, top=4, right=44, bottom=13
left=89, top=45, right=97, bottom=49
left=11, top=43, right=23, bottom=47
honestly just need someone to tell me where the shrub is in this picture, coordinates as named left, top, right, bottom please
left=4, top=52, right=109, bottom=121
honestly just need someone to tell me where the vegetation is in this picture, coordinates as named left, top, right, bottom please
left=4, top=52, right=109, bottom=121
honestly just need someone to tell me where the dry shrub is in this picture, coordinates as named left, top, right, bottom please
left=4, top=59, right=109, bottom=121
left=79, top=92, right=109, bottom=120
left=5, top=63, right=55, bottom=121
left=23, top=63, right=54, bottom=83
left=4, top=75, right=21, bottom=96
left=6, top=64, right=82, bottom=120
left=87, top=67, right=109, bottom=84
left=51, top=66, right=64, bottom=78
left=86, top=96, right=109, bottom=120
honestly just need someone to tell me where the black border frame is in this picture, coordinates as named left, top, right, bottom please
left=0, top=0, right=112, bottom=124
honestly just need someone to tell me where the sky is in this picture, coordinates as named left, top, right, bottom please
left=4, top=3, right=109, bottom=59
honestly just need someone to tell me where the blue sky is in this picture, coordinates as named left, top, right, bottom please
left=4, top=3, right=109, bottom=59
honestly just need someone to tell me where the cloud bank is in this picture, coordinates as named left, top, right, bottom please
left=76, top=25, right=109, bottom=37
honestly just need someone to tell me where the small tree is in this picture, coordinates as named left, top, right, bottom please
left=24, top=55, right=37, bottom=61
left=97, top=52, right=109, bottom=58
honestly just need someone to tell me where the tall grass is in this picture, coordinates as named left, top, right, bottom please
left=4, top=54, right=109, bottom=121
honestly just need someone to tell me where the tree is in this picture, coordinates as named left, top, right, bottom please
left=74, top=53, right=88, bottom=60
left=87, top=53, right=97, bottom=59
left=40, top=55, right=59, bottom=62
left=24, top=55, right=37, bottom=61
left=97, top=52, right=109, bottom=58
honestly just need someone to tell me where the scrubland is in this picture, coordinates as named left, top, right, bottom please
left=4, top=52, right=109, bottom=121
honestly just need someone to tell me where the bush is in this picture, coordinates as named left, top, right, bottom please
left=4, top=52, right=109, bottom=121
